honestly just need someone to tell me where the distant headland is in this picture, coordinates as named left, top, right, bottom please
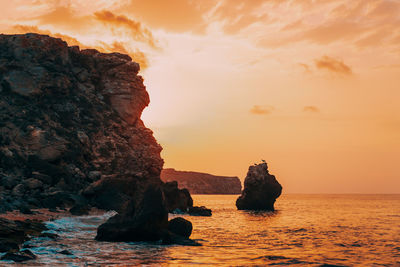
left=161, top=168, right=242, bottom=194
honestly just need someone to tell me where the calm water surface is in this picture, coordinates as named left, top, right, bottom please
left=4, top=194, right=400, bottom=266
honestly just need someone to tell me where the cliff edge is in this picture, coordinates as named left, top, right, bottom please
left=0, top=33, right=163, bottom=213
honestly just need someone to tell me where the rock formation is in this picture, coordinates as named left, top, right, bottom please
left=0, top=33, right=163, bottom=213
left=236, top=161, right=282, bottom=211
left=162, top=181, right=193, bottom=213
left=95, top=185, right=168, bottom=242
left=161, top=168, right=242, bottom=194
left=96, top=184, right=200, bottom=245
left=0, top=217, right=46, bottom=260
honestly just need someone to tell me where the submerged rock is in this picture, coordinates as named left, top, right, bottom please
left=188, top=206, right=212, bottom=216
left=236, top=161, right=282, bottom=211
left=0, top=249, right=36, bottom=262
left=0, top=217, right=47, bottom=263
left=59, top=249, right=73, bottom=255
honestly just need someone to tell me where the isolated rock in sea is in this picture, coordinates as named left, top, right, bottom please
left=236, top=161, right=282, bottom=211
left=161, top=168, right=242, bottom=194
left=95, top=185, right=168, bottom=242
left=0, top=33, right=163, bottom=212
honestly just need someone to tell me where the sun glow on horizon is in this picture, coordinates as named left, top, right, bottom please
left=1, top=0, right=399, bottom=193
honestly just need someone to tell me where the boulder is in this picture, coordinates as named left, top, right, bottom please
left=188, top=206, right=212, bottom=216
left=1, top=249, right=36, bottom=262
left=162, top=181, right=193, bottom=213
left=0, top=218, right=47, bottom=253
left=0, top=240, right=19, bottom=253
left=95, top=185, right=168, bottom=242
left=168, top=217, right=192, bottom=238
left=236, top=161, right=282, bottom=211
left=69, top=203, right=91, bottom=216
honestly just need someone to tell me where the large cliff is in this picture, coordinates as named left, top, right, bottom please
left=0, top=33, right=164, bottom=212
left=161, top=168, right=242, bottom=194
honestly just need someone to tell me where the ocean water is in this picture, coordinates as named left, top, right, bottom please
left=5, top=194, right=400, bottom=266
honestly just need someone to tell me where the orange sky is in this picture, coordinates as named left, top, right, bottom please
left=1, top=0, right=399, bottom=193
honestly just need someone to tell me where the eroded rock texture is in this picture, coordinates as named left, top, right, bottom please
left=236, top=162, right=282, bottom=211
left=0, top=33, right=163, bottom=212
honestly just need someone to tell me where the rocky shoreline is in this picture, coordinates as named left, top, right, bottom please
left=0, top=33, right=210, bottom=262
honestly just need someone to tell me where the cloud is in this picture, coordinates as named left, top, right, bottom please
left=94, top=10, right=158, bottom=48
left=211, top=0, right=268, bottom=34
left=118, top=0, right=215, bottom=33
left=298, top=63, right=311, bottom=73
left=250, top=105, right=274, bottom=115
left=314, top=56, right=352, bottom=75
left=303, top=106, right=320, bottom=113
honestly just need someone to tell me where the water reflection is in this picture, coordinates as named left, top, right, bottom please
left=14, top=194, right=400, bottom=266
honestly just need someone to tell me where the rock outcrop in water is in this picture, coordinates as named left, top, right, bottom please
left=236, top=161, right=282, bottom=211
left=95, top=185, right=168, bottom=242
left=96, top=184, right=200, bottom=245
left=161, top=168, right=242, bottom=194
left=0, top=33, right=164, bottom=213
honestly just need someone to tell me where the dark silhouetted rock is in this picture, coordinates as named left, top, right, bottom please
left=236, top=161, right=282, bottom=211
left=95, top=185, right=168, bottom=242
left=39, top=232, right=59, bottom=240
left=188, top=206, right=212, bottom=216
left=0, top=33, right=163, bottom=212
left=168, top=217, right=192, bottom=238
left=1, top=249, right=36, bottom=262
left=59, top=249, right=73, bottom=255
left=0, top=240, right=19, bottom=253
left=161, top=168, right=242, bottom=194
left=162, top=181, right=193, bottom=213
left=69, top=203, right=90, bottom=216
left=0, top=218, right=47, bottom=254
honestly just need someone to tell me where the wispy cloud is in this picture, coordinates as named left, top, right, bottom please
left=94, top=10, right=158, bottom=48
left=298, top=63, right=312, bottom=73
left=314, top=56, right=352, bottom=75
left=250, top=105, right=274, bottom=115
left=303, top=106, right=320, bottom=113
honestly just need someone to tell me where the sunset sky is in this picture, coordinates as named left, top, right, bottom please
left=1, top=0, right=399, bottom=193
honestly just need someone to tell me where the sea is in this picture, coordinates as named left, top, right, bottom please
left=5, top=194, right=400, bottom=266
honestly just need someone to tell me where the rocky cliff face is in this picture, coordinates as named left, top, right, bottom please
left=161, top=168, right=242, bottom=194
left=0, top=33, right=163, bottom=212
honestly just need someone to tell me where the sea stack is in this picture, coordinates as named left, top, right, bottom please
left=236, top=161, right=282, bottom=211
